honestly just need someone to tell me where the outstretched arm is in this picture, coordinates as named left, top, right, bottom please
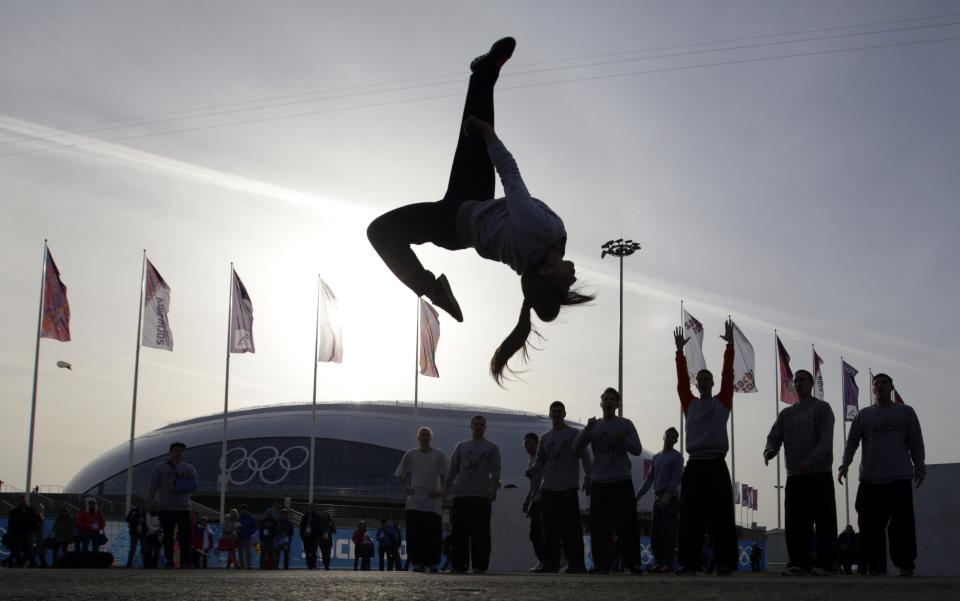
left=674, top=327, right=695, bottom=412
left=718, top=319, right=735, bottom=409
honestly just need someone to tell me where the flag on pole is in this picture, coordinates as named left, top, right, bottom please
left=317, top=279, right=343, bottom=363
left=812, top=345, right=825, bottom=400
left=869, top=368, right=877, bottom=405
left=841, top=360, right=859, bottom=421
left=643, top=459, right=653, bottom=480
left=894, top=389, right=905, bottom=405
left=741, top=483, right=749, bottom=506
left=734, top=481, right=741, bottom=504
left=40, top=248, right=70, bottom=341
left=682, top=307, right=707, bottom=387
left=418, top=298, right=440, bottom=378
left=230, top=270, right=255, bottom=353
left=142, top=259, right=173, bottom=351
left=731, top=321, right=757, bottom=393
left=752, top=488, right=758, bottom=511
left=776, top=336, right=798, bottom=405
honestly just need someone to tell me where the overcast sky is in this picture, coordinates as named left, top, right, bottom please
left=2, top=1, right=958, bottom=528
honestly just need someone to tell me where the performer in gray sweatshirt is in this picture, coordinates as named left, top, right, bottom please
left=574, top=388, right=642, bottom=574
left=145, top=441, right=198, bottom=568
left=442, top=415, right=501, bottom=573
left=673, top=319, right=738, bottom=575
left=637, top=427, right=683, bottom=573
left=839, top=372, right=925, bottom=576
left=764, top=369, right=837, bottom=576
left=529, top=401, right=592, bottom=573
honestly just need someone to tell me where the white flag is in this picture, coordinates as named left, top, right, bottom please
left=142, top=259, right=173, bottom=351
left=734, top=480, right=741, bottom=504
left=230, top=269, right=255, bottom=353
left=317, top=279, right=343, bottom=363
left=812, top=346, right=825, bottom=400
left=731, top=321, right=757, bottom=393
left=682, top=307, right=707, bottom=386
left=419, top=299, right=440, bottom=378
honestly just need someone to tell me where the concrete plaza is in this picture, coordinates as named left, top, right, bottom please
left=1, top=569, right=958, bottom=601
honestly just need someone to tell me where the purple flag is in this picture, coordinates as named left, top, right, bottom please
left=842, top=360, right=859, bottom=421
left=752, top=488, right=758, bottom=511
left=742, top=483, right=749, bottom=506
left=777, top=336, right=798, bottom=405
left=40, top=248, right=71, bottom=342
left=230, top=269, right=255, bottom=353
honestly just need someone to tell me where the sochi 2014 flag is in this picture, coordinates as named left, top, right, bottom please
left=812, top=345, right=824, bottom=400
left=731, top=321, right=757, bottom=393
left=317, top=279, right=343, bottom=363
left=142, top=259, right=173, bottom=351
left=741, top=483, right=749, bottom=506
left=230, top=269, right=255, bottom=353
left=682, top=307, right=707, bottom=387
left=842, top=360, right=859, bottom=421
left=40, top=248, right=71, bottom=342
left=752, top=487, right=758, bottom=511
left=419, top=298, right=440, bottom=378
left=776, top=336, right=798, bottom=405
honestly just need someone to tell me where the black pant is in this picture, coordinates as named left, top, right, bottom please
left=366, top=68, right=496, bottom=297
left=541, top=489, right=585, bottom=570
left=589, top=479, right=638, bottom=571
left=785, top=472, right=837, bottom=570
left=158, top=510, right=192, bottom=568
left=378, top=544, right=396, bottom=570
left=856, top=479, right=916, bottom=573
left=677, top=457, right=738, bottom=572
left=452, top=496, right=492, bottom=571
left=651, top=494, right=680, bottom=568
left=303, top=537, right=317, bottom=569
left=406, top=510, right=442, bottom=568
left=528, top=500, right=545, bottom=563
left=319, top=540, right=332, bottom=570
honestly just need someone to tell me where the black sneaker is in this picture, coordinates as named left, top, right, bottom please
left=429, top=274, right=463, bottom=322
left=470, top=37, right=516, bottom=75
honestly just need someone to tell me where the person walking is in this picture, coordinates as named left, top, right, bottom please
left=236, top=504, right=258, bottom=570
left=637, top=427, right=683, bottom=573
left=764, top=369, right=837, bottom=576
left=395, top=426, right=449, bottom=573
left=839, top=372, right=925, bottom=576
left=125, top=497, right=150, bottom=568
left=442, top=415, right=502, bottom=573
left=145, top=441, right=198, bottom=569
left=574, top=389, right=642, bottom=574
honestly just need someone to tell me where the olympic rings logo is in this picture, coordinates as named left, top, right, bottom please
left=738, top=545, right=752, bottom=566
left=222, top=445, right=310, bottom=485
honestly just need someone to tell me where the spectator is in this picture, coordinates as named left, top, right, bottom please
left=193, top=516, right=214, bottom=568
left=7, top=494, right=36, bottom=567
left=300, top=505, right=318, bottom=570
left=258, top=508, right=278, bottom=570
left=222, top=508, right=240, bottom=569
left=125, top=497, right=150, bottom=568
left=317, top=511, right=337, bottom=570
left=360, top=533, right=375, bottom=570
left=276, top=508, right=294, bottom=570
left=51, top=506, right=75, bottom=564
left=393, top=519, right=405, bottom=571
left=75, top=498, right=106, bottom=553
left=236, top=504, right=258, bottom=570
left=143, top=507, right=162, bottom=569
left=376, top=518, right=398, bottom=570
left=352, top=521, right=368, bottom=570
left=145, top=441, right=198, bottom=569
left=751, top=542, right=763, bottom=572
left=31, top=503, right=48, bottom=568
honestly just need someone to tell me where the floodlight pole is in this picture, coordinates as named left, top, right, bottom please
left=600, top=239, right=641, bottom=417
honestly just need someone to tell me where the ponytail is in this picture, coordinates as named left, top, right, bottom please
left=489, top=273, right=594, bottom=385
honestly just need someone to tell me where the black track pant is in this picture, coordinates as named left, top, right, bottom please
left=856, top=479, right=916, bottom=573
left=677, top=457, right=738, bottom=572
left=785, top=472, right=837, bottom=570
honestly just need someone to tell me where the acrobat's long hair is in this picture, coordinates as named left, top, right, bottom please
left=489, top=272, right=593, bottom=385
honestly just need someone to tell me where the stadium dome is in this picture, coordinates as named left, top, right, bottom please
left=67, top=401, right=655, bottom=510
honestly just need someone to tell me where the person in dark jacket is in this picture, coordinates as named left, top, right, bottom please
left=317, top=512, right=337, bottom=570
left=352, top=521, right=368, bottom=570
left=258, top=508, right=278, bottom=569
left=300, top=506, right=318, bottom=570
left=276, top=509, right=294, bottom=570
left=125, top=497, right=150, bottom=568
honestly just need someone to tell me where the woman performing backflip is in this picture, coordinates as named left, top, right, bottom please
left=367, top=37, right=592, bottom=384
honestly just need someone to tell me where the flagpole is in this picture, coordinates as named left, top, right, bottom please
left=413, top=298, right=420, bottom=445
left=308, top=275, right=321, bottom=506
left=219, top=264, right=235, bottom=524
left=774, top=330, right=782, bottom=529
left=125, top=250, right=147, bottom=514
left=841, top=356, right=850, bottom=527
left=26, top=239, right=49, bottom=503
left=728, top=315, right=736, bottom=495
left=678, top=300, right=685, bottom=461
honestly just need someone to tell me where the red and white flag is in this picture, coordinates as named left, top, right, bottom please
left=418, top=298, right=440, bottom=378
left=776, top=336, right=798, bottom=405
left=230, top=269, right=255, bottom=353
left=682, top=307, right=707, bottom=387
left=894, top=389, right=905, bottom=405
left=731, top=321, right=757, bottom=393
left=317, top=279, right=343, bottom=363
left=142, top=259, right=173, bottom=351
left=812, top=345, right=824, bottom=400
left=40, top=248, right=70, bottom=342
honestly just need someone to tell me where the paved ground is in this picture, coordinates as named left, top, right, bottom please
left=1, top=569, right=958, bottom=601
